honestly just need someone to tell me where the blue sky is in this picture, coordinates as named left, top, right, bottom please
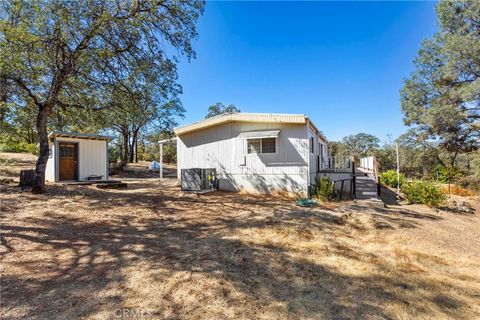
left=176, top=1, right=438, bottom=142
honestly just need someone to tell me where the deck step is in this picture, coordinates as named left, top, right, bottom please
left=359, top=191, right=378, bottom=196
left=355, top=174, right=379, bottom=200
left=357, top=188, right=376, bottom=191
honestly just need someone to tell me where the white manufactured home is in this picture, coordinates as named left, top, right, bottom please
left=45, top=131, right=110, bottom=182
left=173, top=113, right=328, bottom=197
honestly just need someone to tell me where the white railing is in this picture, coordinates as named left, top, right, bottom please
left=359, top=156, right=375, bottom=171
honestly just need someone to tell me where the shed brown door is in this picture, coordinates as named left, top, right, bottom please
left=59, top=143, right=77, bottom=181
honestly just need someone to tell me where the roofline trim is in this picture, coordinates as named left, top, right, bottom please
left=49, top=131, right=113, bottom=141
left=174, top=112, right=328, bottom=143
left=305, top=117, right=328, bottom=144
left=174, top=113, right=308, bottom=136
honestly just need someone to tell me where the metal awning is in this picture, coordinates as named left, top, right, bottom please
left=237, top=130, right=280, bottom=139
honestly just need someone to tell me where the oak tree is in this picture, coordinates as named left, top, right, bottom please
left=0, top=0, right=204, bottom=192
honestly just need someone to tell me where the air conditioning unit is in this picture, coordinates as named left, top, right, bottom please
left=181, top=168, right=217, bottom=191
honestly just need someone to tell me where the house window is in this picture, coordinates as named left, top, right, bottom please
left=310, top=137, right=314, bottom=153
left=261, top=138, right=276, bottom=153
left=247, top=138, right=276, bottom=154
left=247, top=139, right=261, bottom=153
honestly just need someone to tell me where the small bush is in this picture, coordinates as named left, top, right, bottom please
left=379, top=170, right=406, bottom=188
left=314, top=177, right=334, bottom=201
left=108, top=146, right=119, bottom=163
left=457, top=175, right=480, bottom=192
left=432, top=165, right=464, bottom=183
left=0, top=141, right=38, bottom=155
left=401, top=181, right=446, bottom=207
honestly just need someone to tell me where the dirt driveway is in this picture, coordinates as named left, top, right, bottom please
left=1, top=154, right=479, bottom=319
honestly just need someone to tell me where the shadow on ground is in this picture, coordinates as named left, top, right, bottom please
left=1, top=178, right=478, bottom=319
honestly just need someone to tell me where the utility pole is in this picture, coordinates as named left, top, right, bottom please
left=159, top=143, right=163, bottom=179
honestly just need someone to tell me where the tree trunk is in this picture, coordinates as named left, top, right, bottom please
left=118, top=130, right=130, bottom=170
left=450, top=152, right=458, bottom=167
left=128, top=140, right=134, bottom=163
left=32, top=105, right=49, bottom=194
left=135, top=137, right=138, bottom=163
left=129, top=129, right=139, bottom=163
left=0, top=77, right=8, bottom=123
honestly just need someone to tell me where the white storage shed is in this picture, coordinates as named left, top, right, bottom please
left=45, top=131, right=111, bottom=182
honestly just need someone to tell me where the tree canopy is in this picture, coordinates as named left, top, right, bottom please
left=0, top=0, right=205, bottom=192
left=400, top=0, right=480, bottom=163
left=341, top=133, right=380, bottom=159
left=205, top=102, right=240, bottom=118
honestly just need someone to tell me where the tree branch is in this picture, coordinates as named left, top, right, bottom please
left=7, top=76, right=42, bottom=107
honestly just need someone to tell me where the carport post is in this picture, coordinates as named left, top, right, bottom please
left=159, top=143, right=163, bottom=179
left=158, top=137, right=177, bottom=180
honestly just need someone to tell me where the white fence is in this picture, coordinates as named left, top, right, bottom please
left=359, top=156, right=375, bottom=171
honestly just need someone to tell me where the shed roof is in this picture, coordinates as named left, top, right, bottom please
left=49, top=131, right=112, bottom=141
left=174, top=112, right=327, bottom=143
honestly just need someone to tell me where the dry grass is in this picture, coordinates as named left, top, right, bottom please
left=0, top=152, right=38, bottom=179
left=441, top=184, right=477, bottom=197
left=1, top=153, right=480, bottom=319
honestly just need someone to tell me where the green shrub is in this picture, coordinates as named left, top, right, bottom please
left=401, top=181, right=446, bottom=207
left=22, top=142, right=39, bottom=155
left=108, top=146, right=119, bottom=163
left=432, top=165, right=464, bottom=183
left=0, top=141, right=38, bottom=155
left=379, top=169, right=406, bottom=188
left=314, top=177, right=334, bottom=201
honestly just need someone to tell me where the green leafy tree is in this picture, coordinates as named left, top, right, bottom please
left=205, top=102, right=240, bottom=118
left=0, top=0, right=204, bottom=192
left=103, top=60, right=184, bottom=167
left=400, top=0, right=480, bottom=166
left=138, top=131, right=177, bottom=164
left=341, top=133, right=380, bottom=159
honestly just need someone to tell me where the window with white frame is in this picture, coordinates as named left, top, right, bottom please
left=310, top=137, right=314, bottom=153
left=247, top=137, right=276, bottom=154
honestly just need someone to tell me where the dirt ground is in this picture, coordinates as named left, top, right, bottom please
left=1, top=153, right=480, bottom=319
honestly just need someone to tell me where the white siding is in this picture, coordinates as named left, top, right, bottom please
left=177, top=122, right=309, bottom=196
left=320, top=140, right=328, bottom=170
left=45, top=137, right=108, bottom=181
left=307, top=126, right=329, bottom=186
left=45, top=142, right=55, bottom=181
left=308, top=127, right=318, bottom=185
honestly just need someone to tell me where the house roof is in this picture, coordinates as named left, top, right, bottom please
left=48, top=131, right=113, bottom=141
left=174, top=112, right=327, bottom=143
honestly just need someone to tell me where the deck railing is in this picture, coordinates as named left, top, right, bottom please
left=326, top=156, right=353, bottom=171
